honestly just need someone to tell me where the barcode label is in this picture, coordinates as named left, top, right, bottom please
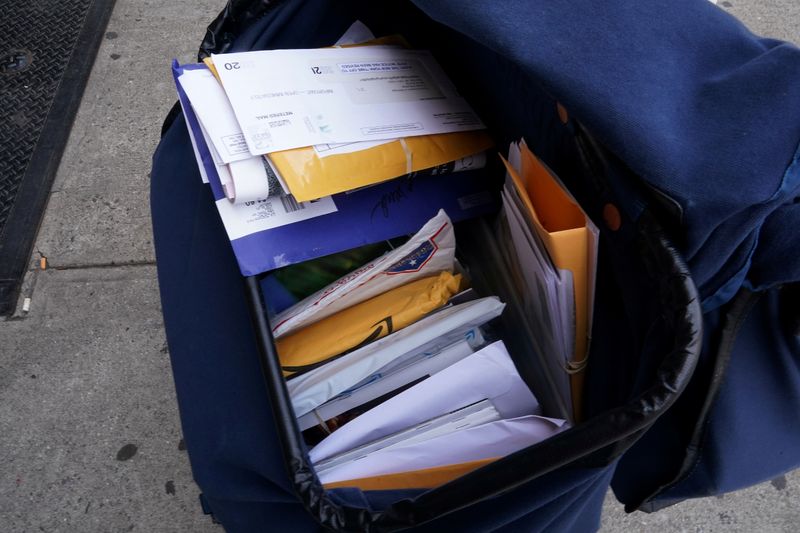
left=280, top=194, right=305, bottom=213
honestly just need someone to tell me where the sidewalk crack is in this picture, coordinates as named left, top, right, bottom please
left=50, top=260, right=157, bottom=271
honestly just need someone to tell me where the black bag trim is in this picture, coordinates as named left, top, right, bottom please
left=633, top=288, right=763, bottom=512
left=782, top=282, right=800, bottom=337
left=160, top=101, right=183, bottom=139
left=199, top=0, right=281, bottom=60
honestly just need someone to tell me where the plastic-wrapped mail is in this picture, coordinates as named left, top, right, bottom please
left=272, top=209, right=456, bottom=338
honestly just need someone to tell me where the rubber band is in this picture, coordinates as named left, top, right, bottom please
left=565, top=355, right=588, bottom=375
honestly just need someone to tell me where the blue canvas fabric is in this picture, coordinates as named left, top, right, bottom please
left=152, top=0, right=799, bottom=529
left=205, top=0, right=800, bottom=309
left=639, top=287, right=800, bottom=507
left=151, top=116, right=427, bottom=529
left=151, top=115, right=618, bottom=532
left=410, top=0, right=800, bottom=311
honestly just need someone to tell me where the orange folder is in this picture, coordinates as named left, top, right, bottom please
left=322, top=457, right=498, bottom=491
left=501, top=142, right=598, bottom=422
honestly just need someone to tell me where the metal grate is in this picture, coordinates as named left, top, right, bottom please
left=0, top=0, right=115, bottom=315
left=0, top=0, right=93, bottom=233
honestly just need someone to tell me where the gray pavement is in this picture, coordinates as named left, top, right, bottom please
left=0, top=0, right=797, bottom=531
left=1, top=0, right=221, bottom=531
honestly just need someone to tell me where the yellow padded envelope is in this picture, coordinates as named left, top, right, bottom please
left=500, top=144, right=597, bottom=422
left=277, top=271, right=462, bottom=376
left=269, top=131, right=493, bottom=202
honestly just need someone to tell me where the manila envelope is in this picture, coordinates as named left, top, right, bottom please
left=501, top=142, right=597, bottom=422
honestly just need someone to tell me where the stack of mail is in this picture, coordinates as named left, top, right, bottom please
left=168, top=21, right=583, bottom=491
left=266, top=209, right=568, bottom=490
left=275, top=210, right=503, bottom=421
left=498, top=140, right=599, bottom=422
left=310, top=341, right=569, bottom=489
left=170, top=22, right=498, bottom=276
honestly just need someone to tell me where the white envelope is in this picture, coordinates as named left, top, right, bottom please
left=212, top=47, right=484, bottom=155
left=314, top=399, right=500, bottom=475
left=213, top=189, right=337, bottom=241
left=178, top=68, right=253, bottom=164
left=193, top=117, right=235, bottom=199
left=309, top=340, right=540, bottom=463
left=317, top=414, right=569, bottom=484
left=296, top=336, right=477, bottom=431
left=176, top=96, right=210, bottom=184
left=288, top=297, right=505, bottom=419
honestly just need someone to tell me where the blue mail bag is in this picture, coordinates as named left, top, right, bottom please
left=151, top=0, right=799, bottom=530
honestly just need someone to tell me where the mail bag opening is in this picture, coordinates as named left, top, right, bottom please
left=182, top=0, right=705, bottom=530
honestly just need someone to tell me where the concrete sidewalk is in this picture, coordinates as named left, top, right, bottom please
left=0, top=0, right=221, bottom=530
left=0, top=1, right=797, bottom=531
